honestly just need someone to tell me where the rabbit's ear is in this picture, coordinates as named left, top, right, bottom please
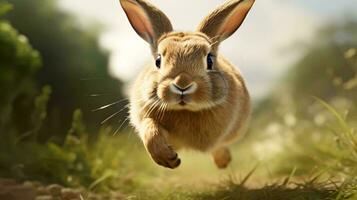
left=120, top=0, right=173, bottom=47
left=197, top=0, right=254, bottom=44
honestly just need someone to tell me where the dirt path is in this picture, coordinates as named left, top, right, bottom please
left=0, top=178, right=124, bottom=200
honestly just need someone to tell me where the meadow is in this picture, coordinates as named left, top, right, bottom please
left=0, top=0, right=356, bottom=199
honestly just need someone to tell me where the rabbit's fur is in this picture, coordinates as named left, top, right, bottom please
left=120, top=0, right=255, bottom=169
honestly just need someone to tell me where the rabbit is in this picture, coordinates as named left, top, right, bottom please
left=119, top=0, right=255, bottom=169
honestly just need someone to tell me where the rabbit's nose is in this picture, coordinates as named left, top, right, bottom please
left=170, top=83, right=197, bottom=95
left=173, top=84, right=192, bottom=92
left=170, top=73, right=197, bottom=95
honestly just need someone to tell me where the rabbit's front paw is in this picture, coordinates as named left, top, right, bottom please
left=145, top=137, right=181, bottom=169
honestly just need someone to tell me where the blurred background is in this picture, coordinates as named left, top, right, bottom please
left=0, top=0, right=356, bottom=199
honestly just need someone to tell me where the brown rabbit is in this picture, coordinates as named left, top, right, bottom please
left=119, top=0, right=255, bottom=169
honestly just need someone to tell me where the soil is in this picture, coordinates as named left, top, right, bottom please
left=0, top=178, right=124, bottom=200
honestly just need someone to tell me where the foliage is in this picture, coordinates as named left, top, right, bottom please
left=0, top=1, right=12, bottom=16
left=4, top=0, right=126, bottom=136
left=288, top=20, right=357, bottom=101
left=0, top=12, right=42, bottom=136
left=254, top=20, right=357, bottom=122
left=0, top=95, right=147, bottom=193
left=30, top=85, right=52, bottom=141
left=314, top=98, right=357, bottom=177
left=247, top=18, right=357, bottom=200
left=0, top=3, right=135, bottom=193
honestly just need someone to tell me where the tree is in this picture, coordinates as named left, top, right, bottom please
left=288, top=20, right=357, bottom=101
left=253, top=19, right=357, bottom=125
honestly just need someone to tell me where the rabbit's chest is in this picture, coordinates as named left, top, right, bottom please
left=160, top=110, right=231, bottom=151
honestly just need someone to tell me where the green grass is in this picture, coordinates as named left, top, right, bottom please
left=0, top=89, right=356, bottom=199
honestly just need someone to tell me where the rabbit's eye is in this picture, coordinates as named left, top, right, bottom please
left=207, top=53, right=214, bottom=70
left=155, top=55, right=161, bottom=69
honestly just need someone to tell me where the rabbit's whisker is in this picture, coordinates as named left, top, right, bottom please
left=160, top=103, right=165, bottom=121
left=101, top=111, right=121, bottom=125
left=92, top=98, right=128, bottom=112
left=161, top=103, right=167, bottom=121
left=149, top=101, right=161, bottom=118
left=88, top=93, right=116, bottom=97
left=114, top=116, right=130, bottom=136
left=113, top=125, right=121, bottom=136
left=146, top=101, right=159, bottom=117
left=156, top=103, right=164, bottom=121
left=159, top=103, right=167, bottom=122
left=144, top=100, right=160, bottom=118
left=100, top=104, right=129, bottom=125
left=142, top=100, right=154, bottom=113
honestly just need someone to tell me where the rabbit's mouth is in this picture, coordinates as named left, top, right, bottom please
left=179, top=101, right=187, bottom=106
left=178, top=92, right=188, bottom=106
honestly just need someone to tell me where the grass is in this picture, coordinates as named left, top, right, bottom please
left=0, top=87, right=356, bottom=199
left=119, top=171, right=351, bottom=200
left=191, top=179, right=341, bottom=200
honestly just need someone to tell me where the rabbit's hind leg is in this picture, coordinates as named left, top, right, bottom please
left=211, top=147, right=231, bottom=169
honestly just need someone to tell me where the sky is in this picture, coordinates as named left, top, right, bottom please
left=58, top=0, right=357, bottom=99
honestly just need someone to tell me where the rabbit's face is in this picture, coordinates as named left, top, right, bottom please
left=120, top=0, right=255, bottom=111
left=153, top=32, right=228, bottom=111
